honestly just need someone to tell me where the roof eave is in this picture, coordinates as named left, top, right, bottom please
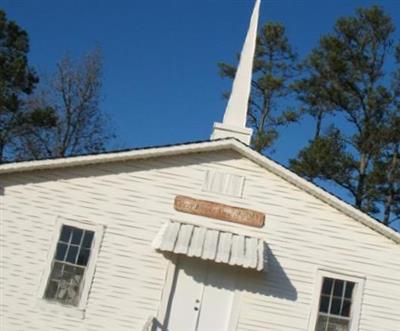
left=0, top=138, right=399, bottom=245
left=228, top=142, right=400, bottom=245
left=0, top=139, right=235, bottom=175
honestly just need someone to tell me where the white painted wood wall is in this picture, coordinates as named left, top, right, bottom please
left=1, top=150, right=399, bottom=330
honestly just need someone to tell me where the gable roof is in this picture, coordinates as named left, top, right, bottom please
left=1, top=138, right=399, bottom=244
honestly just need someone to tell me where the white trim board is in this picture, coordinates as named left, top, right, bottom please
left=307, top=269, right=365, bottom=331
left=37, top=216, right=105, bottom=318
left=1, top=138, right=399, bottom=245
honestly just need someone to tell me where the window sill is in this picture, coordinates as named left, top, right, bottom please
left=37, top=299, right=86, bottom=319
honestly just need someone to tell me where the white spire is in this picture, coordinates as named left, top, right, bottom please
left=211, top=0, right=261, bottom=144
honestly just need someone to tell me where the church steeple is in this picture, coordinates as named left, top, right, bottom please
left=211, top=0, right=261, bottom=144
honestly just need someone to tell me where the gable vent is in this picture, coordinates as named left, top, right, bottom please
left=202, top=170, right=245, bottom=197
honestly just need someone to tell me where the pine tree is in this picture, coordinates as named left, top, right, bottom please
left=290, top=6, right=399, bottom=225
left=0, top=10, right=55, bottom=162
left=219, top=22, right=299, bottom=153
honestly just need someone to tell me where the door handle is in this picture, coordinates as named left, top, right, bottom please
left=194, top=299, right=200, bottom=311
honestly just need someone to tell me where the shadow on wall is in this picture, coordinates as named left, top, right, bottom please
left=244, top=247, right=298, bottom=301
left=162, top=244, right=298, bottom=294
left=149, top=247, right=297, bottom=330
left=168, top=246, right=298, bottom=301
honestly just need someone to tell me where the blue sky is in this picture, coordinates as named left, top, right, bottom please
left=3, top=0, right=400, bottom=227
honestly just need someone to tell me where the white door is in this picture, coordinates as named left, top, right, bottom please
left=164, top=257, right=236, bottom=331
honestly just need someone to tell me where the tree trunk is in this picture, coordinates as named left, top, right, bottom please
left=382, top=192, right=393, bottom=226
left=0, top=140, right=4, bottom=163
left=382, top=146, right=398, bottom=225
left=314, top=110, right=323, bottom=140
left=355, top=153, right=367, bottom=209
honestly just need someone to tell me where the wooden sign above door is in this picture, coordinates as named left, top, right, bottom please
left=174, top=195, right=265, bottom=228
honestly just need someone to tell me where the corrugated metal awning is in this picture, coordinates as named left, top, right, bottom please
left=152, top=220, right=265, bottom=271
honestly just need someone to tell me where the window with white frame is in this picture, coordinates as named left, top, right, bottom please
left=44, top=225, right=94, bottom=306
left=40, top=219, right=103, bottom=310
left=315, top=277, right=355, bottom=331
left=309, top=271, right=365, bottom=331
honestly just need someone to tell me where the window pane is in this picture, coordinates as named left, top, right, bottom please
left=45, top=262, right=84, bottom=306
left=44, top=280, right=59, bottom=300
left=60, top=225, right=73, bottom=242
left=327, top=316, right=349, bottom=331
left=316, top=315, right=329, bottom=331
left=322, top=278, right=333, bottom=295
left=66, top=245, right=78, bottom=263
left=342, top=299, right=352, bottom=317
left=55, top=243, right=68, bottom=261
left=333, top=280, right=344, bottom=297
left=82, top=231, right=94, bottom=248
left=50, top=261, right=64, bottom=278
left=344, top=282, right=355, bottom=299
left=57, top=269, right=82, bottom=306
left=77, top=248, right=91, bottom=266
left=319, top=295, right=330, bottom=313
left=62, top=265, right=84, bottom=282
left=63, top=264, right=84, bottom=277
left=330, top=298, right=341, bottom=315
left=71, top=228, right=83, bottom=245
left=62, top=263, right=75, bottom=277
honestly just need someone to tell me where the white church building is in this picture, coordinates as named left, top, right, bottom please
left=1, top=1, right=399, bottom=330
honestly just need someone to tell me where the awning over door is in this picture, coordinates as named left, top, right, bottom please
left=152, top=220, right=265, bottom=271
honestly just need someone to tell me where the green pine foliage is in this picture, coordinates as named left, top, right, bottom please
left=219, top=22, right=300, bottom=153
left=0, top=10, right=56, bottom=162
left=0, top=10, right=113, bottom=162
left=219, top=6, right=399, bottom=227
left=289, top=6, right=399, bottom=226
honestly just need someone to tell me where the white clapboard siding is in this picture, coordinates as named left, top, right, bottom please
left=1, top=149, right=399, bottom=331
